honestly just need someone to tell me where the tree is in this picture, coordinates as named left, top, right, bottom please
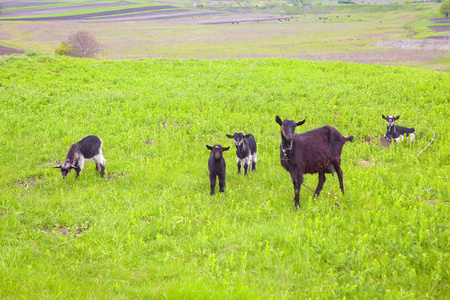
left=440, top=0, right=450, bottom=18
left=65, top=30, right=103, bottom=58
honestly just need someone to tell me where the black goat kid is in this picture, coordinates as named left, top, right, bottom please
left=54, top=135, right=106, bottom=180
left=382, top=115, right=415, bottom=143
left=226, top=132, right=257, bottom=175
left=206, top=144, right=230, bottom=195
left=276, top=116, right=353, bottom=209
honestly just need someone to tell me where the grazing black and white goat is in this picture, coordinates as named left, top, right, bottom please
left=276, top=116, right=354, bottom=209
left=206, top=144, right=230, bottom=195
left=226, top=132, right=257, bottom=175
left=382, top=115, right=415, bottom=143
left=54, top=135, right=106, bottom=179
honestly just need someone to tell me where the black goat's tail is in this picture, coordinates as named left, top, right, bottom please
left=345, top=136, right=354, bottom=143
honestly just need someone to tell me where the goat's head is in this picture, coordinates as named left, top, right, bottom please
left=53, top=161, right=76, bottom=179
left=382, top=115, right=399, bottom=128
left=226, top=132, right=251, bottom=149
left=276, top=116, right=306, bottom=142
left=206, top=145, right=230, bottom=161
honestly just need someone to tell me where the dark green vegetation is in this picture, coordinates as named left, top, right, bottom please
left=1, top=54, right=449, bottom=298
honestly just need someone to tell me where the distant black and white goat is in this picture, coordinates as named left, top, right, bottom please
left=54, top=135, right=106, bottom=179
left=226, top=132, right=257, bottom=175
left=206, top=144, right=230, bottom=195
left=382, top=115, right=415, bottom=143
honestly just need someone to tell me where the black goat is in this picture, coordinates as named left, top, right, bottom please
left=226, top=132, right=257, bottom=175
left=206, top=144, right=230, bottom=195
left=276, top=116, right=353, bottom=209
left=54, top=135, right=106, bottom=179
left=382, top=115, right=415, bottom=143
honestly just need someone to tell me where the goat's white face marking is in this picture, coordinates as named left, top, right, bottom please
left=230, top=132, right=245, bottom=148
left=383, top=115, right=399, bottom=128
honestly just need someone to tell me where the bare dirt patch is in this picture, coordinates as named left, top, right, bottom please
left=429, top=26, right=450, bottom=33
left=2, top=2, right=62, bottom=9
left=358, top=160, right=375, bottom=167
left=108, top=172, right=125, bottom=181
left=0, top=45, right=26, bottom=56
left=43, top=226, right=88, bottom=236
left=16, top=177, right=44, bottom=188
left=431, top=18, right=450, bottom=24
left=375, top=39, right=450, bottom=51
left=363, top=136, right=391, bottom=148
left=414, top=198, right=437, bottom=205
left=281, top=48, right=449, bottom=67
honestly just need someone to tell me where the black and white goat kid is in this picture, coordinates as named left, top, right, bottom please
left=226, top=132, right=257, bottom=175
left=54, top=135, right=106, bottom=179
left=382, top=115, right=415, bottom=143
left=206, top=144, right=230, bottom=195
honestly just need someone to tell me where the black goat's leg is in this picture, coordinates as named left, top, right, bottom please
left=252, top=153, right=257, bottom=171
left=243, top=161, right=249, bottom=175
left=218, top=173, right=226, bottom=193
left=237, top=160, right=242, bottom=174
left=75, top=167, right=82, bottom=179
left=333, top=161, right=345, bottom=194
left=315, top=172, right=326, bottom=197
left=100, top=163, right=105, bottom=178
left=210, top=175, right=217, bottom=196
left=291, top=169, right=302, bottom=209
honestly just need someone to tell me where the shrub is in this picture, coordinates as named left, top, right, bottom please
left=63, top=30, right=103, bottom=58
left=55, top=42, right=72, bottom=56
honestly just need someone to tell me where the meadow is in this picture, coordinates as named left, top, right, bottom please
left=0, top=53, right=449, bottom=298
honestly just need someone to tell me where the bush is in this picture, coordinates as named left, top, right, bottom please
left=57, top=31, right=103, bottom=58
left=55, top=42, right=72, bottom=56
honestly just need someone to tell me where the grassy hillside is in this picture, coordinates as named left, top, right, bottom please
left=0, top=54, right=449, bottom=298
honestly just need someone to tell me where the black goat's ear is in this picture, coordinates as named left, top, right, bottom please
left=296, top=119, right=306, bottom=126
left=395, top=115, right=400, bottom=120
left=223, top=147, right=230, bottom=151
left=382, top=115, right=387, bottom=120
left=226, top=134, right=234, bottom=139
left=206, top=145, right=213, bottom=150
left=275, top=116, right=282, bottom=126
left=53, top=165, right=61, bottom=169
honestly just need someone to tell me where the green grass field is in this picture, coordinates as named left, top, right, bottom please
left=0, top=53, right=449, bottom=298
